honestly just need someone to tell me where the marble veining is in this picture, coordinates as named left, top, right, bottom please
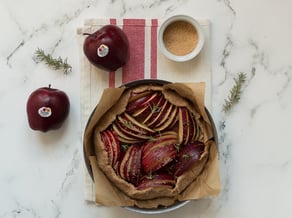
left=1, top=0, right=292, bottom=217
left=219, top=0, right=236, bottom=15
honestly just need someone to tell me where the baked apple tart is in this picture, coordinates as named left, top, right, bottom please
left=87, top=81, right=216, bottom=208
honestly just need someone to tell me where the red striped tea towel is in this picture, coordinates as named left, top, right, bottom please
left=77, top=18, right=211, bottom=202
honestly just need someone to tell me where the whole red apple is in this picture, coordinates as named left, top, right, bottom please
left=83, top=25, right=129, bottom=71
left=26, top=85, right=70, bottom=132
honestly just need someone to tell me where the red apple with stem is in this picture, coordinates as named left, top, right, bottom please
left=26, top=85, right=70, bottom=132
left=83, top=25, right=129, bottom=71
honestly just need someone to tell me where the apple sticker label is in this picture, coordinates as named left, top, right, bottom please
left=97, top=44, right=109, bottom=57
left=38, top=107, right=52, bottom=118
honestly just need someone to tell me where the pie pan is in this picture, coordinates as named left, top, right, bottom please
left=83, top=79, right=218, bottom=214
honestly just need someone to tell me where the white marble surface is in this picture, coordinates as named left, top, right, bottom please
left=1, top=0, right=292, bottom=217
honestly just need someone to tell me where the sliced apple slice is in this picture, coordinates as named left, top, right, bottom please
left=142, top=131, right=178, bottom=174
left=194, top=118, right=201, bottom=141
left=136, top=172, right=175, bottom=190
left=149, top=101, right=172, bottom=128
left=128, top=90, right=154, bottom=103
left=118, top=145, right=143, bottom=185
left=100, top=130, right=120, bottom=167
left=126, top=92, right=161, bottom=113
left=114, top=112, right=155, bottom=143
left=187, top=111, right=196, bottom=142
left=178, top=107, right=190, bottom=144
left=133, top=93, right=164, bottom=123
left=174, top=141, right=205, bottom=177
left=178, top=107, right=201, bottom=144
left=154, top=105, right=178, bottom=132
left=114, top=118, right=148, bottom=140
left=112, top=123, right=142, bottom=144
left=120, top=112, right=155, bottom=135
left=186, top=110, right=201, bottom=142
left=142, top=95, right=165, bottom=125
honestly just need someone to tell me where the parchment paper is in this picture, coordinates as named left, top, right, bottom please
left=83, top=82, right=220, bottom=208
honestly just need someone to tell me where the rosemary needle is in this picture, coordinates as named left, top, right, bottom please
left=223, top=72, right=247, bottom=113
left=33, top=48, right=72, bottom=74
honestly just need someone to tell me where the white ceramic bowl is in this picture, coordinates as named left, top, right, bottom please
left=158, top=15, right=205, bottom=62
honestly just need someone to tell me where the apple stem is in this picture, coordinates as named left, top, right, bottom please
left=48, top=84, right=51, bottom=89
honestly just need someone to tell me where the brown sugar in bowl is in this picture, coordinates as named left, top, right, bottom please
left=158, top=15, right=205, bottom=62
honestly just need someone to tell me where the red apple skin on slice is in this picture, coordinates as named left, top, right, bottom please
left=101, top=130, right=120, bottom=167
left=114, top=113, right=154, bottom=143
left=174, top=141, right=205, bottom=177
left=126, top=92, right=161, bottom=114
left=112, top=122, right=142, bottom=144
left=128, top=90, right=154, bottom=103
left=190, top=113, right=201, bottom=142
left=154, top=105, right=178, bottom=132
left=113, top=120, right=143, bottom=140
left=142, top=95, right=166, bottom=125
left=148, top=101, right=172, bottom=128
left=118, top=145, right=143, bottom=185
left=126, top=94, right=153, bottom=113
left=142, top=132, right=178, bottom=174
left=136, top=172, right=175, bottom=190
left=178, top=107, right=200, bottom=145
left=178, top=107, right=190, bottom=144
left=118, top=114, right=151, bottom=139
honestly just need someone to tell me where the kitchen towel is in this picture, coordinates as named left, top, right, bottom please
left=77, top=18, right=211, bottom=202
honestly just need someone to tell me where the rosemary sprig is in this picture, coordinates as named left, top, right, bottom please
left=149, top=136, right=156, bottom=142
left=146, top=171, right=157, bottom=180
left=174, top=143, right=181, bottom=152
left=149, top=103, right=161, bottom=114
left=182, top=154, right=191, bottom=160
left=121, top=144, right=129, bottom=152
left=223, top=72, right=247, bottom=113
left=33, top=48, right=72, bottom=74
